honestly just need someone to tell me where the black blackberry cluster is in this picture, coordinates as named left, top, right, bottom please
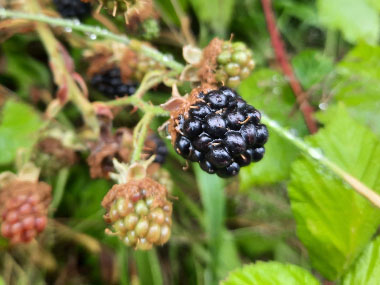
left=174, top=87, right=268, bottom=178
left=91, top=68, right=138, bottom=98
left=146, top=135, right=168, bottom=165
left=53, top=0, right=92, bottom=20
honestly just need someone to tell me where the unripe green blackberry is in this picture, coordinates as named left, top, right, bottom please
left=215, top=42, right=255, bottom=88
left=132, top=54, right=167, bottom=82
left=102, top=177, right=172, bottom=250
left=198, top=38, right=255, bottom=88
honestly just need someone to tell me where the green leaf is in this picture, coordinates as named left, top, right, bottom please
left=0, top=99, right=43, bottom=165
left=238, top=69, right=307, bottom=188
left=289, top=104, right=380, bottom=280
left=134, top=250, right=163, bottom=285
left=3, top=38, right=51, bottom=98
left=189, top=0, right=235, bottom=37
left=194, top=164, right=226, bottom=282
left=342, top=236, right=380, bottom=284
left=217, top=230, right=241, bottom=280
left=332, top=43, right=380, bottom=135
left=222, top=261, right=320, bottom=285
left=317, top=0, right=380, bottom=44
left=291, top=49, right=334, bottom=89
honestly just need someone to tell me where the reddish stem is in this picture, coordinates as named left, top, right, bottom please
left=261, top=0, right=318, bottom=134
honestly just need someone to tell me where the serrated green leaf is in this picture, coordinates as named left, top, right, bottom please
left=222, top=261, right=320, bottom=285
left=332, top=43, right=380, bottom=135
left=0, top=99, right=43, bottom=165
left=238, top=69, right=307, bottom=188
left=289, top=104, right=380, bottom=280
left=342, top=235, right=380, bottom=285
left=292, top=49, right=333, bottom=89
left=317, top=0, right=380, bottom=44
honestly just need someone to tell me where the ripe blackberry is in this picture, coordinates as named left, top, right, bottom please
left=168, top=86, right=268, bottom=178
left=144, top=135, right=168, bottom=165
left=91, top=68, right=138, bottom=99
left=0, top=181, right=51, bottom=244
left=102, top=177, right=172, bottom=250
left=53, top=0, right=92, bottom=20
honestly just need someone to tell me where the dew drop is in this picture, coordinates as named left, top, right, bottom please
left=319, top=102, right=328, bottom=110
left=308, top=148, right=323, bottom=160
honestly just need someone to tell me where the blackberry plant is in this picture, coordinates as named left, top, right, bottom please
left=1, top=1, right=379, bottom=285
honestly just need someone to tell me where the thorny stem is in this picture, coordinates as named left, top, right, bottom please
left=262, top=114, right=380, bottom=209
left=2, top=7, right=380, bottom=209
left=260, top=0, right=318, bottom=134
left=0, top=9, right=184, bottom=73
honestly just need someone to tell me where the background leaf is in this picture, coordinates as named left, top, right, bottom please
left=342, top=235, right=380, bottom=284
left=317, top=0, right=380, bottom=44
left=238, top=69, right=307, bottom=188
left=0, top=99, right=43, bottom=165
left=291, top=49, right=333, bottom=90
left=331, top=43, right=380, bottom=136
left=221, top=261, right=320, bottom=285
left=289, top=104, right=380, bottom=280
left=189, top=0, right=235, bottom=38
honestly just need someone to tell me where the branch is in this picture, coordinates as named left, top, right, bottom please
left=260, top=0, right=318, bottom=134
left=262, top=114, right=380, bottom=209
left=0, top=8, right=185, bottom=73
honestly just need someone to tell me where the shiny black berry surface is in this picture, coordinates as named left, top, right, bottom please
left=53, top=0, right=92, bottom=20
left=146, top=135, right=168, bottom=165
left=91, top=68, right=138, bottom=99
left=174, top=87, right=268, bottom=178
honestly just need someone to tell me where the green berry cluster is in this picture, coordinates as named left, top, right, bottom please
left=215, top=42, right=255, bottom=88
left=104, top=180, right=172, bottom=250
left=131, top=54, right=167, bottom=82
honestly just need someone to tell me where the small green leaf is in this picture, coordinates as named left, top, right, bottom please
left=342, top=235, right=380, bottom=284
left=222, top=261, right=320, bottom=285
left=0, top=99, right=43, bottom=165
left=317, top=0, right=380, bottom=44
left=238, top=69, right=307, bottom=188
left=289, top=105, right=380, bottom=280
left=291, top=49, right=333, bottom=89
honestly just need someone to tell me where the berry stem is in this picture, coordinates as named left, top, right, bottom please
left=131, top=112, right=155, bottom=163
left=50, top=167, right=70, bottom=214
left=260, top=0, right=318, bottom=134
left=104, top=95, right=169, bottom=116
left=261, top=114, right=380, bottom=209
left=0, top=8, right=184, bottom=73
